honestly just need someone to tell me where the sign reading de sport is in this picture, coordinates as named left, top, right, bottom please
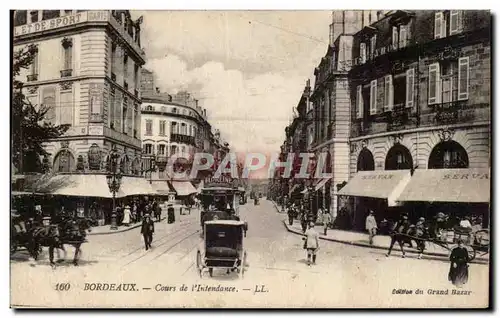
left=14, top=11, right=110, bottom=37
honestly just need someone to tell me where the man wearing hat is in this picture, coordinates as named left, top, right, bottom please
left=365, top=210, right=378, bottom=245
left=386, top=214, right=410, bottom=258
left=141, top=214, right=155, bottom=251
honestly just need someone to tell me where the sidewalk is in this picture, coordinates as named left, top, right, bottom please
left=89, top=205, right=198, bottom=236
left=272, top=201, right=489, bottom=264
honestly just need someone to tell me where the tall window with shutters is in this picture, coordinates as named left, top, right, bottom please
left=434, top=12, right=446, bottom=39
left=406, top=68, right=415, bottom=108
left=399, top=25, right=408, bottom=48
left=428, top=63, right=440, bottom=105
left=145, top=119, right=152, bottom=136
left=356, top=85, right=363, bottom=119
left=384, top=75, right=393, bottom=111
left=62, top=39, right=73, bottom=71
left=59, top=90, right=73, bottom=125
left=158, top=144, right=166, bottom=156
left=370, top=80, right=377, bottom=115
left=449, top=10, right=464, bottom=35
left=159, top=120, right=166, bottom=136
left=111, top=42, right=117, bottom=78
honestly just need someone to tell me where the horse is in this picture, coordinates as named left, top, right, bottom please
left=27, top=217, right=93, bottom=268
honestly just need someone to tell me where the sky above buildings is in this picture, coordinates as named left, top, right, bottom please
left=133, top=10, right=332, bottom=154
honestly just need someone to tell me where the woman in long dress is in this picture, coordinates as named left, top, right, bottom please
left=122, top=205, right=131, bottom=227
left=449, top=239, right=470, bottom=287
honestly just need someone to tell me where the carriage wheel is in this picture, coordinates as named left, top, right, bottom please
left=10, top=241, right=18, bottom=255
left=465, top=245, right=476, bottom=261
left=196, top=250, right=203, bottom=277
left=475, top=230, right=490, bottom=247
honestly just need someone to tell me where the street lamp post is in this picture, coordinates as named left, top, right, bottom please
left=106, top=146, right=122, bottom=230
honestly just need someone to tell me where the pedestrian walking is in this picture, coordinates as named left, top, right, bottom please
left=322, top=210, right=332, bottom=236
left=287, top=204, right=294, bottom=226
left=122, top=205, right=131, bottom=227
left=141, top=214, right=155, bottom=251
left=365, top=210, right=378, bottom=245
left=386, top=214, right=410, bottom=258
left=304, top=222, right=319, bottom=266
left=448, top=239, right=470, bottom=288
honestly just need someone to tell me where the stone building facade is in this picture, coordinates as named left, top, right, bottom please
left=13, top=10, right=146, bottom=176
left=345, top=10, right=491, bottom=229
left=309, top=10, right=380, bottom=217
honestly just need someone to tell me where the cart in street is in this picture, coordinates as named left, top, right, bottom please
left=196, top=220, right=248, bottom=278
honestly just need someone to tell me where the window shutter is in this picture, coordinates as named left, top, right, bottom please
left=399, top=25, right=407, bottom=47
left=428, top=63, right=441, bottom=105
left=356, top=85, right=363, bottom=118
left=360, top=42, right=366, bottom=63
left=434, top=12, right=444, bottom=39
left=392, top=26, right=398, bottom=48
left=384, top=75, right=393, bottom=111
left=370, top=35, right=377, bottom=56
left=406, top=68, right=415, bottom=108
left=450, top=10, right=462, bottom=35
left=458, top=57, right=469, bottom=100
left=370, top=80, right=377, bottom=115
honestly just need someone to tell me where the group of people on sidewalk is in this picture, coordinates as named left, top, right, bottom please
left=280, top=199, right=473, bottom=287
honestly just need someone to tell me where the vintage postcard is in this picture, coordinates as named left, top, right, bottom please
left=10, top=9, right=491, bottom=308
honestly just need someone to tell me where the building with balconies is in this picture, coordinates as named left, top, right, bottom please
left=140, top=91, right=215, bottom=195
left=309, top=10, right=380, bottom=217
left=341, top=10, right=491, bottom=230
left=13, top=10, right=146, bottom=176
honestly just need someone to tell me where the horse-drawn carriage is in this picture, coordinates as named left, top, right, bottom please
left=431, top=226, right=490, bottom=261
left=391, top=217, right=490, bottom=261
left=196, top=220, right=247, bottom=278
left=199, top=183, right=248, bottom=235
left=10, top=208, right=94, bottom=267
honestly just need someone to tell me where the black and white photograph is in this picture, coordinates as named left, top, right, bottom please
left=9, top=8, right=491, bottom=308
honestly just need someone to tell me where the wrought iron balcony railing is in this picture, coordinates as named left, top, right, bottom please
left=60, top=69, right=73, bottom=78
left=434, top=101, right=475, bottom=125
left=27, top=74, right=38, bottom=82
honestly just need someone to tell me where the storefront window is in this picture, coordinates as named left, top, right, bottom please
left=428, top=141, right=469, bottom=169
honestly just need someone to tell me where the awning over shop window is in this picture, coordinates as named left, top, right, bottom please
left=119, top=177, right=156, bottom=197
left=33, top=174, right=118, bottom=198
left=171, top=181, right=197, bottom=196
left=396, top=168, right=490, bottom=203
left=337, top=170, right=412, bottom=206
left=150, top=181, right=175, bottom=196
